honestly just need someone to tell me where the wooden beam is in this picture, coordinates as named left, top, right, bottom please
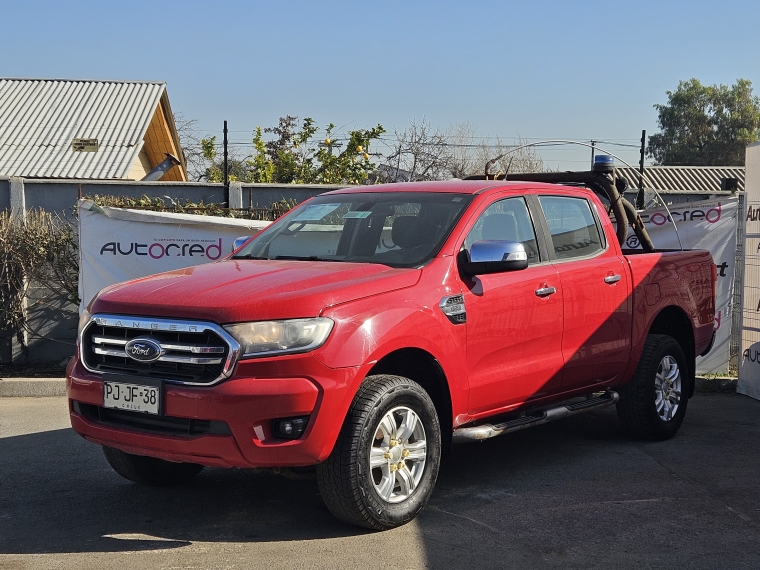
left=141, top=97, right=187, bottom=181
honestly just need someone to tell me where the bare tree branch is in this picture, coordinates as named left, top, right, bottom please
left=380, top=118, right=451, bottom=182
left=174, top=113, right=208, bottom=181
left=381, top=120, right=547, bottom=182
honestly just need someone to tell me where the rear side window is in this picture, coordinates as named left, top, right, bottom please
left=538, top=196, right=603, bottom=260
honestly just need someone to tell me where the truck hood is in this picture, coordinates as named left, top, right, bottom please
left=91, top=259, right=421, bottom=323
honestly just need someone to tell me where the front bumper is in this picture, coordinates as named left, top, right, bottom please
left=66, top=353, right=361, bottom=468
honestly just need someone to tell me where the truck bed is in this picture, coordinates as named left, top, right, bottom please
left=624, top=248, right=715, bottom=385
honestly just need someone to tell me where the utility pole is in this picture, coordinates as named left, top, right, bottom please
left=636, top=130, right=646, bottom=210
left=223, top=120, right=229, bottom=205
left=590, top=140, right=596, bottom=170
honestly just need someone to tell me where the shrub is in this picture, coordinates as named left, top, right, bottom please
left=85, top=194, right=298, bottom=221
left=0, top=210, right=78, bottom=349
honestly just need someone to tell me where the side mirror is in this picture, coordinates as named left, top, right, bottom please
left=461, top=240, right=529, bottom=276
left=232, top=236, right=252, bottom=252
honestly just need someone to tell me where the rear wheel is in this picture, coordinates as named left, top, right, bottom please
left=103, top=446, right=204, bottom=486
left=616, top=334, right=689, bottom=440
left=317, top=375, right=441, bottom=530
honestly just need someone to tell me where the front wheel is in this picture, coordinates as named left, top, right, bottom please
left=317, top=375, right=441, bottom=530
left=616, top=334, right=689, bottom=441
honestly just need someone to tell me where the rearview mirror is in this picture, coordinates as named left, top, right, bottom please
left=461, top=240, right=529, bottom=276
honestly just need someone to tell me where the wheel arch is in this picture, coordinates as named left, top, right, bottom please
left=366, top=348, right=453, bottom=450
left=648, top=306, right=696, bottom=397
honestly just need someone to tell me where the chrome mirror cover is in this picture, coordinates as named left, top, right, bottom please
left=232, top=236, right=252, bottom=252
left=461, top=240, right=529, bottom=276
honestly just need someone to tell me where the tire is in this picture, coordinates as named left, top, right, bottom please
left=317, top=375, right=442, bottom=530
left=616, top=334, right=689, bottom=441
left=103, top=446, right=204, bottom=486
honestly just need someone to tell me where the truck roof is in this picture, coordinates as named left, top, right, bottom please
left=322, top=179, right=568, bottom=195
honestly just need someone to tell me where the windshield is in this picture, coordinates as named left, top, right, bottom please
left=233, top=192, right=474, bottom=268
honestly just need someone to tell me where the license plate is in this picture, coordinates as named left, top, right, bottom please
left=103, top=379, right=161, bottom=415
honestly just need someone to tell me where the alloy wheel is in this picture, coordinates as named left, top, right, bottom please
left=369, top=406, right=427, bottom=503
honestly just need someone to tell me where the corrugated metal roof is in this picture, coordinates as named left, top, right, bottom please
left=615, top=165, right=744, bottom=194
left=0, top=79, right=165, bottom=179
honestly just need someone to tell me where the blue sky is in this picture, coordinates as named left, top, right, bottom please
left=2, top=0, right=759, bottom=170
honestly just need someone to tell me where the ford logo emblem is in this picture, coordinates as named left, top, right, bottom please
left=124, top=338, right=163, bottom=362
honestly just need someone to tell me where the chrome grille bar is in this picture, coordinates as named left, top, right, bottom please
left=160, top=343, right=225, bottom=354
left=92, top=335, right=225, bottom=353
left=92, top=346, right=129, bottom=357
left=92, top=335, right=127, bottom=346
left=158, top=354, right=225, bottom=365
left=92, top=346, right=224, bottom=365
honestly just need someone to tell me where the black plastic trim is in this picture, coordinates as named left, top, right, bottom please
left=72, top=401, right=232, bottom=437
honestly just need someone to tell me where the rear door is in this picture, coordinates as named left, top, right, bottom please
left=459, top=194, right=564, bottom=414
left=535, top=193, right=632, bottom=390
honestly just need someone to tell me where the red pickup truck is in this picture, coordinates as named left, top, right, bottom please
left=67, top=178, right=715, bottom=530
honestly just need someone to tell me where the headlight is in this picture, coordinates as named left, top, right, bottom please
left=224, top=318, right=334, bottom=358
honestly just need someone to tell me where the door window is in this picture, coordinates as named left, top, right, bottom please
left=538, top=196, right=603, bottom=260
left=464, top=197, right=540, bottom=264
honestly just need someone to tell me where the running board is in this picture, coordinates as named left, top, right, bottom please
left=452, top=391, right=619, bottom=443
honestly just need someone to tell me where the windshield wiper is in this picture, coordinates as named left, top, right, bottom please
left=273, top=255, right=339, bottom=261
left=231, top=254, right=268, bottom=260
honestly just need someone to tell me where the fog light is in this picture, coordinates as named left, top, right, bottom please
left=272, top=416, right=310, bottom=439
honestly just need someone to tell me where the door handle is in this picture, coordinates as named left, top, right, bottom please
left=535, top=286, right=557, bottom=297
left=604, top=274, right=621, bottom=284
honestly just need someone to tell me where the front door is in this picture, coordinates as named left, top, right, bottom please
left=460, top=196, right=565, bottom=414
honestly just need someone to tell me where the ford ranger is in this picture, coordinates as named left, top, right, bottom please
left=67, top=174, right=716, bottom=530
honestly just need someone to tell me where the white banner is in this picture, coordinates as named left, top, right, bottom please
left=623, top=197, right=738, bottom=374
left=78, top=200, right=270, bottom=310
left=740, top=142, right=760, bottom=400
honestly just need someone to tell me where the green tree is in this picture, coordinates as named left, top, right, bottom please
left=250, top=127, right=275, bottom=183
left=648, top=78, right=760, bottom=166
left=313, top=123, right=386, bottom=184
left=197, top=117, right=384, bottom=185
left=199, top=136, right=250, bottom=183
left=261, top=116, right=318, bottom=183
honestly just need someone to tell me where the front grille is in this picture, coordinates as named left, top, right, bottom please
left=72, top=401, right=232, bottom=437
left=81, top=315, right=238, bottom=385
